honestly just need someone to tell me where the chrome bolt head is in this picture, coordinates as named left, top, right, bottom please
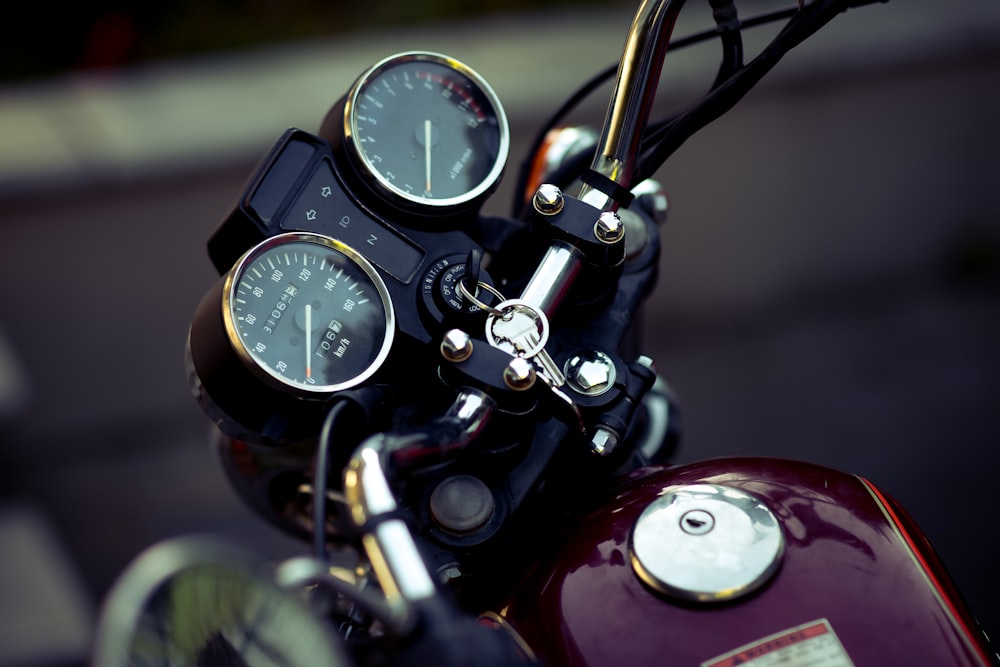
left=533, top=184, right=564, bottom=215
left=565, top=349, right=616, bottom=396
left=595, top=210, right=624, bottom=244
left=440, top=329, right=473, bottom=362
left=631, top=179, right=669, bottom=225
left=590, top=427, right=619, bottom=456
left=503, top=357, right=536, bottom=391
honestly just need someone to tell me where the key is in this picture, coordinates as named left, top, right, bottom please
left=488, top=304, right=543, bottom=354
left=486, top=300, right=567, bottom=387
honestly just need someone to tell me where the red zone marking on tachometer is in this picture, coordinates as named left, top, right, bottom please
left=416, top=70, right=485, bottom=120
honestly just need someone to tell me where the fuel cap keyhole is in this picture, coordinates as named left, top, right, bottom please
left=680, top=509, right=715, bottom=535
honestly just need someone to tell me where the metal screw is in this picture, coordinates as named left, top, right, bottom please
left=533, top=184, right=564, bottom=216
left=590, top=427, right=619, bottom=456
left=594, top=210, right=624, bottom=244
left=503, top=357, right=536, bottom=391
left=565, top=350, right=616, bottom=396
left=440, top=329, right=473, bottom=362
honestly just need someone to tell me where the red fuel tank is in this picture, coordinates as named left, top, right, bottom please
left=496, top=457, right=994, bottom=667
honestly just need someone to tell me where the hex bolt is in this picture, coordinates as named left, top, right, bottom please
left=503, top=357, right=536, bottom=391
left=631, top=178, right=669, bottom=226
left=590, top=427, right=620, bottom=456
left=440, top=329, right=473, bottom=362
left=645, top=191, right=669, bottom=226
left=565, top=350, right=616, bottom=396
left=594, top=210, right=624, bottom=244
left=533, top=183, right=564, bottom=216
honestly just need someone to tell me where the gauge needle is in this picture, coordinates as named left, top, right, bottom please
left=424, top=119, right=432, bottom=194
left=305, top=304, right=312, bottom=379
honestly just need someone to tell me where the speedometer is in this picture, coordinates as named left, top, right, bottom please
left=342, top=51, right=509, bottom=212
left=186, top=232, right=396, bottom=444
left=223, top=232, right=395, bottom=394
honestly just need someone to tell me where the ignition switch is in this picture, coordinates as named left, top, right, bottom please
left=418, top=251, right=498, bottom=327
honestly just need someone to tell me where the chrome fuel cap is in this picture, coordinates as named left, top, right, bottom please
left=630, top=483, right=784, bottom=602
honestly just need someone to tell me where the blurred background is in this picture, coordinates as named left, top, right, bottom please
left=1, top=0, right=998, bottom=665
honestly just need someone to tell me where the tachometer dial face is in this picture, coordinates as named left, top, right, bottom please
left=344, top=51, right=509, bottom=210
left=223, top=232, right=394, bottom=394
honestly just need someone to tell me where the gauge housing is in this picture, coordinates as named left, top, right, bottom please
left=339, top=51, right=510, bottom=216
left=222, top=232, right=395, bottom=395
left=187, top=232, right=397, bottom=446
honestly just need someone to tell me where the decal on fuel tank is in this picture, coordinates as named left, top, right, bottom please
left=701, top=619, right=854, bottom=667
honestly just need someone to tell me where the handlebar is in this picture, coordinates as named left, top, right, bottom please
left=514, top=0, right=685, bottom=319
left=333, top=0, right=689, bottom=633
left=579, top=0, right=684, bottom=211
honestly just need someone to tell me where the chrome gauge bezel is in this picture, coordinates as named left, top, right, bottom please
left=221, top=232, right=395, bottom=396
left=92, top=537, right=347, bottom=667
left=343, top=51, right=510, bottom=212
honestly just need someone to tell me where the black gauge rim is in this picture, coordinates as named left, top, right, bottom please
left=343, top=50, right=510, bottom=211
left=222, top=232, right=395, bottom=395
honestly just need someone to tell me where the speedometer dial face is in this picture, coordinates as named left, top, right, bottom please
left=344, top=51, right=509, bottom=210
left=223, top=233, right=394, bottom=394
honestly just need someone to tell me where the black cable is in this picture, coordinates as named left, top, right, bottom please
left=632, top=0, right=851, bottom=184
left=634, top=4, right=801, bottom=146
left=636, top=2, right=830, bottom=170
left=709, top=0, right=744, bottom=87
left=511, top=25, right=745, bottom=216
left=311, top=385, right=390, bottom=561
left=512, top=63, right=616, bottom=216
left=313, top=399, right=349, bottom=561
left=511, top=4, right=811, bottom=217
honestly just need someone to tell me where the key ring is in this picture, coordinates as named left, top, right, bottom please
left=457, top=279, right=506, bottom=317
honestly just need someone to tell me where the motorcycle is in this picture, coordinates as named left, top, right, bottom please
left=92, top=0, right=998, bottom=665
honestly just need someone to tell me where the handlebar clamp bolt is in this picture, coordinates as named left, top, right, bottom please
left=533, top=183, right=564, bottom=216
left=595, top=211, right=625, bottom=244
left=565, top=350, right=616, bottom=396
left=441, top=329, right=473, bottom=363
left=503, top=357, right=536, bottom=391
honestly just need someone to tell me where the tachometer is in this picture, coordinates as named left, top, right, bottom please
left=342, top=51, right=509, bottom=212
